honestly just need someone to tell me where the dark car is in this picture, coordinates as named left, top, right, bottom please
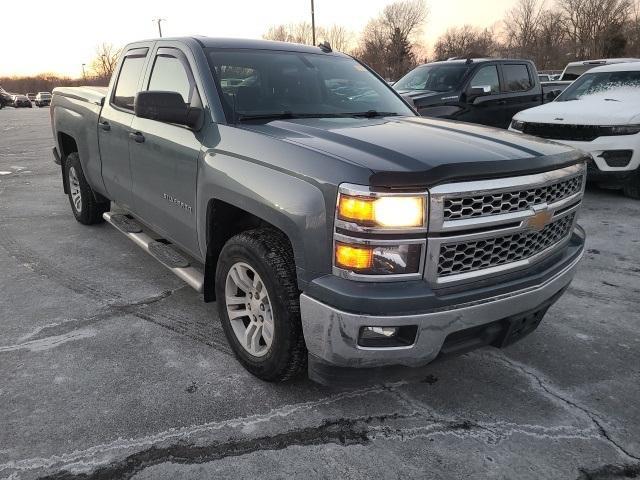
left=12, top=94, right=32, bottom=108
left=394, top=58, right=551, bottom=129
left=0, top=87, right=12, bottom=109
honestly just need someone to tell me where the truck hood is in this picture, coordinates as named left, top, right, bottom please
left=514, top=97, right=640, bottom=125
left=240, top=116, right=583, bottom=187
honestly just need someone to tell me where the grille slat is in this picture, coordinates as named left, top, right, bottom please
left=444, top=175, right=582, bottom=221
left=438, top=213, right=575, bottom=277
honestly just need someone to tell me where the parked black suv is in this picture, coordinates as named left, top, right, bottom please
left=394, top=59, right=556, bottom=129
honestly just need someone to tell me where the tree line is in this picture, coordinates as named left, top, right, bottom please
left=3, top=0, right=639, bottom=93
left=0, top=43, right=120, bottom=94
left=265, top=0, right=640, bottom=78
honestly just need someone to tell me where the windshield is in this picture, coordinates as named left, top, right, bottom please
left=556, top=70, right=640, bottom=101
left=206, top=49, right=414, bottom=121
left=393, top=64, right=469, bottom=92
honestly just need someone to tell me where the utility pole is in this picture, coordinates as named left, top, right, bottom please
left=311, top=0, right=316, bottom=45
left=153, top=18, right=166, bottom=38
left=81, top=63, right=86, bottom=80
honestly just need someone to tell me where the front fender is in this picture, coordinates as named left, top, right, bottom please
left=197, top=151, right=331, bottom=289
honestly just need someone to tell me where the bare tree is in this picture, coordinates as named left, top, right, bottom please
left=264, top=25, right=289, bottom=42
left=533, top=10, right=572, bottom=68
left=434, top=25, right=497, bottom=60
left=381, top=0, right=429, bottom=41
left=264, top=22, right=352, bottom=50
left=559, top=0, right=632, bottom=58
left=503, top=0, right=546, bottom=58
left=90, top=43, right=122, bottom=81
left=319, top=25, right=353, bottom=52
left=355, top=0, right=428, bottom=79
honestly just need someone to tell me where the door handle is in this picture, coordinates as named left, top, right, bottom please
left=496, top=100, right=507, bottom=105
left=129, top=131, right=145, bottom=143
left=99, top=121, right=111, bottom=131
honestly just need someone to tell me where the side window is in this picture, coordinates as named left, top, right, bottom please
left=469, top=65, right=500, bottom=93
left=148, top=54, right=193, bottom=103
left=503, top=64, right=533, bottom=92
left=112, top=56, right=146, bottom=111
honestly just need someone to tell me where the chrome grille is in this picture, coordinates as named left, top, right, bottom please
left=426, top=162, right=586, bottom=286
left=444, top=174, right=583, bottom=221
left=438, top=213, right=575, bottom=277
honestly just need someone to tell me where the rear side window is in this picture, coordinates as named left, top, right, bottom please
left=112, top=56, right=146, bottom=110
left=148, top=55, right=193, bottom=103
left=469, top=65, right=500, bottom=93
left=503, top=64, right=533, bottom=91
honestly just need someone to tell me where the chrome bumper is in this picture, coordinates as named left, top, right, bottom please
left=300, top=247, right=583, bottom=368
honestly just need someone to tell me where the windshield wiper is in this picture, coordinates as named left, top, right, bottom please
left=237, top=112, right=364, bottom=122
left=236, top=111, right=401, bottom=122
left=347, top=110, right=400, bottom=118
left=236, top=112, right=298, bottom=122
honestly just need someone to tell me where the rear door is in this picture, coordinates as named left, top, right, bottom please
left=98, top=46, right=150, bottom=209
left=498, top=62, right=542, bottom=128
left=129, top=45, right=203, bottom=256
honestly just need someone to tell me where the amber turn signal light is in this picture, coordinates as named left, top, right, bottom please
left=337, top=196, right=375, bottom=223
left=335, top=242, right=373, bottom=270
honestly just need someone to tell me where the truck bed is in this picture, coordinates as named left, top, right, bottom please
left=51, top=86, right=108, bottom=197
left=52, top=86, right=107, bottom=106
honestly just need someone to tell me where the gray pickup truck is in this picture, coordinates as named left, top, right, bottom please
left=50, top=37, right=587, bottom=385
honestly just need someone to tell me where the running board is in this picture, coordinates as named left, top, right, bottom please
left=103, top=212, right=204, bottom=293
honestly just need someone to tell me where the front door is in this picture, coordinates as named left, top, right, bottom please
left=129, top=46, right=202, bottom=257
left=459, top=64, right=505, bottom=128
left=98, top=47, right=149, bottom=209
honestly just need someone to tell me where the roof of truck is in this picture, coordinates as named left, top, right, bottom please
left=587, top=61, right=640, bottom=73
left=564, top=58, right=639, bottom=68
left=133, top=36, right=347, bottom=56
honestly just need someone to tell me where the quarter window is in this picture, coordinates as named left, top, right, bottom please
left=112, top=56, right=146, bottom=111
left=148, top=55, right=193, bottom=103
left=469, top=65, right=500, bottom=93
left=503, top=64, right=533, bottom=92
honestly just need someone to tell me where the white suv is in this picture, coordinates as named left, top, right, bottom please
left=509, top=61, right=640, bottom=198
left=35, top=92, right=52, bottom=107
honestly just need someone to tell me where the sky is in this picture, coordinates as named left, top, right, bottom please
left=0, top=0, right=517, bottom=77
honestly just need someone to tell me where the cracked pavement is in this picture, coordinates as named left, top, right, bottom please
left=1, top=108, right=639, bottom=479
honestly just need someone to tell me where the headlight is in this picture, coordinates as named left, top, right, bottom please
left=510, top=119, right=525, bottom=131
left=334, top=241, right=422, bottom=275
left=338, top=193, right=426, bottom=228
left=600, top=124, right=640, bottom=136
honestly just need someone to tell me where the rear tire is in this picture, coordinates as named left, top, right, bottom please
left=623, top=169, right=640, bottom=199
left=215, top=228, right=307, bottom=382
left=63, top=152, right=110, bottom=225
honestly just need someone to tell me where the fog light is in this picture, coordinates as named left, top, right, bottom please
left=358, top=325, right=418, bottom=348
left=366, top=327, right=398, bottom=337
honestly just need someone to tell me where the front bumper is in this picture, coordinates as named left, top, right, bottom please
left=509, top=128, right=640, bottom=174
left=300, top=228, right=584, bottom=371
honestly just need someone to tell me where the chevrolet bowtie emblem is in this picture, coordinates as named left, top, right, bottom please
left=525, top=207, right=553, bottom=232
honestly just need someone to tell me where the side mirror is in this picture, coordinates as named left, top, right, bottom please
left=134, top=91, right=202, bottom=129
left=547, top=89, right=562, bottom=101
left=467, top=85, right=492, bottom=102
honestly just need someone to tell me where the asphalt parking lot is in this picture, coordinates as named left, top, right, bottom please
left=1, top=107, right=639, bottom=480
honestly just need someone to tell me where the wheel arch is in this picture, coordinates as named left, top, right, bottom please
left=203, top=199, right=302, bottom=303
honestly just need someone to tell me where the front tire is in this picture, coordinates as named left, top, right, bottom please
left=215, top=228, right=307, bottom=382
left=63, top=152, right=110, bottom=224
